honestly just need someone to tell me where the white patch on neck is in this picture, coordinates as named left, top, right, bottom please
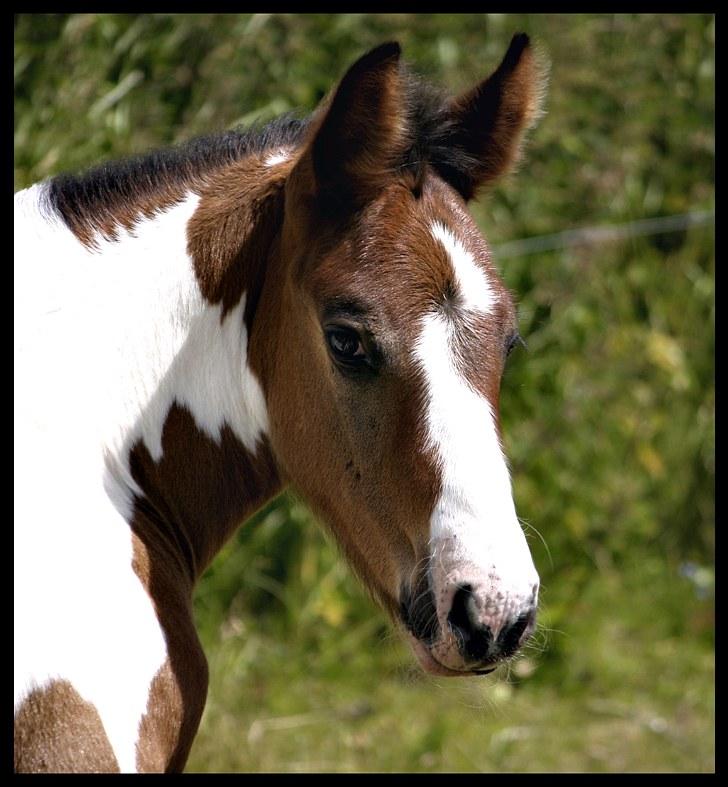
left=14, top=184, right=271, bottom=771
left=431, top=221, right=497, bottom=314
left=21, top=191, right=270, bottom=519
left=413, top=312, right=537, bottom=596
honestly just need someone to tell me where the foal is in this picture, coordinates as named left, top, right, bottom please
left=14, top=35, right=546, bottom=772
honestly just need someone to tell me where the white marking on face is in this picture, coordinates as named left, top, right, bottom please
left=430, top=221, right=497, bottom=314
left=14, top=184, right=270, bottom=770
left=413, top=226, right=538, bottom=646
left=415, top=312, right=520, bottom=542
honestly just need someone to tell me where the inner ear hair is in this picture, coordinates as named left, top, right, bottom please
left=445, top=33, right=549, bottom=200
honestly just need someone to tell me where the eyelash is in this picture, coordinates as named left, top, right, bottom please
left=506, top=333, right=525, bottom=357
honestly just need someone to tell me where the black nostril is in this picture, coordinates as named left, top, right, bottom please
left=498, top=608, right=536, bottom=658
left=447, top=584, right=472, bottom=634
left=447, top=585, right=493, bottom=662
left=448, top=589, right=538, bottom=664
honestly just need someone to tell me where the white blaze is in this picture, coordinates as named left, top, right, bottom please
left=415, top=223, right=538, bottom=622
left=415, top=312, right=525, bottom=557
left=431, top=221, right=496, bottom=314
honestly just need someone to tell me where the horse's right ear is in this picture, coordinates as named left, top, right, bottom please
left=287, top=42, right=407, bottom=215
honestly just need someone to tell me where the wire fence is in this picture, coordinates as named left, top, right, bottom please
left=492, top=210, right=714, bottom=259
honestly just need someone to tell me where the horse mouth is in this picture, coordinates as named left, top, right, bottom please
left=399, top=583, right=497, bottom=677
left=407, top=633, right=497, bottom=677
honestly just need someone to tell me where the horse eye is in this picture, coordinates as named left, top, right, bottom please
left=325, top=326, right=367, bottom=365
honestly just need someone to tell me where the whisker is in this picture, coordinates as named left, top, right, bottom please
left=518, top=516, right=553, bottom=570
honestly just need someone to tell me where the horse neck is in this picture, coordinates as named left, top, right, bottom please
left=88, top=162, right=289, bottom=584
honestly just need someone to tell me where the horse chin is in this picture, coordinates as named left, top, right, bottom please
left=407, top=634, right=496, bottom=677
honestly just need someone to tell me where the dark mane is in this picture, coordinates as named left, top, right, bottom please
left=46, top=114, right=310, bottom=239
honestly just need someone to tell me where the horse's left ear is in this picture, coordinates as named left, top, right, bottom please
left=287, top=41, right=407, bottom=215
left=447, top=33, right=548, bottom=200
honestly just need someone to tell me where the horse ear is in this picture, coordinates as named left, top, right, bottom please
left=447, top=33, right=548, bottom=200
left=288, top=42, right=406, bottom=212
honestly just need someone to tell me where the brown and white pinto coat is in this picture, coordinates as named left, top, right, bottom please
left=14, top=36, right=547, bottom=772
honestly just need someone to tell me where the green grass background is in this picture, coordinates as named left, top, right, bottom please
left=14, top=13, right=714, bottom=772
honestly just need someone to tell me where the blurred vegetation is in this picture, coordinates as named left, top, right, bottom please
left=15, top=13, right=714, bottom=773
